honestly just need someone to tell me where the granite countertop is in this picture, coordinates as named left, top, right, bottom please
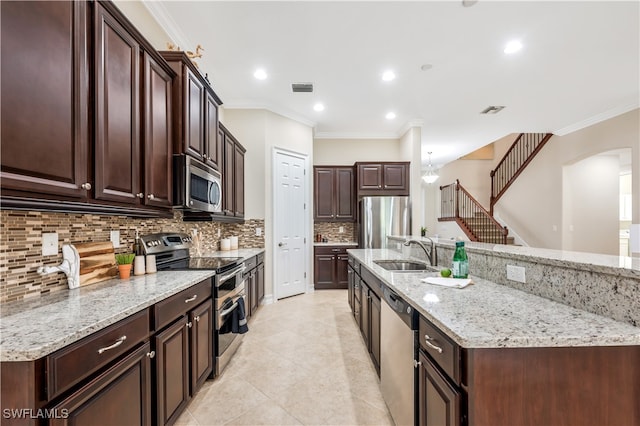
left=348, top=248, right=640, bottom=349
left=314, top=241, right=358, bottom=246
left=0, top=270, right=215, bottom=362
left=388, top=235, right=640, bottom=277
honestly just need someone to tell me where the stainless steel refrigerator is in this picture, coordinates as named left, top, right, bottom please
left=359, top=196, right=411, bottom=249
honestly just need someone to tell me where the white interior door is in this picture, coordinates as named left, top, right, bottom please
left=274, top=150, right=307, bottom=299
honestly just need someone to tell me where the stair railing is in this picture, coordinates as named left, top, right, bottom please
left=490, top=133, right=553, bottom=215
left=440, top=180, right=508, bottom=244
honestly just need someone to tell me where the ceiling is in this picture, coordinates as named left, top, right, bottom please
left=144, top=1, right=639, bottom=169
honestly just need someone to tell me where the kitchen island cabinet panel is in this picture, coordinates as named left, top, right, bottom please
left=94, top=2, right=141, bottom=205
left=0, top=0, right=89, bottom=199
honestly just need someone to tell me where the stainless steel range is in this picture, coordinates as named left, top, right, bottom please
left=139, top=232, right=247, bottom=376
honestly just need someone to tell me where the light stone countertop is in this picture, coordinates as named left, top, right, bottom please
left=313, top=241, right=358, bottom=247
left=388, top=235, right=640, bottom=277
left=348, top=248, right=640, bottom=348
left=0, top=270, right=215, bottom=362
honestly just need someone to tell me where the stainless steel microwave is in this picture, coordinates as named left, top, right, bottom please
left=173, top=154, right=222, bottom=213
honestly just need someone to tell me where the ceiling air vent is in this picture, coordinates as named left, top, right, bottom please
left=292, top=83, right=313, bottom=93
left=480, top=106, right=505, bottom=114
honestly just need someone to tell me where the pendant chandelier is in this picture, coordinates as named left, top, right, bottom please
left=422, top=152, right=439, bottom=184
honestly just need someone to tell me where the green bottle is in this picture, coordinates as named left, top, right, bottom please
left=452, top=241, right=469, bottom=278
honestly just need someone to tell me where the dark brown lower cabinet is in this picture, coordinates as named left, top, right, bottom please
left=257, top=261, right=265, bottom=302
left=155, top=317, right=190, bottom=426
left=359, top=280, right=381, bottom=374
left=314, top=245, right=356, bottom=289
left=418, top=349, right=461, bottom=426
left=189, top=299, right=213, bottom=393
left=50, top=343, right=153, bottom=426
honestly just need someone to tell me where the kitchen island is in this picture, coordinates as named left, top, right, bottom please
left=348, top=248, right=640, bottom=426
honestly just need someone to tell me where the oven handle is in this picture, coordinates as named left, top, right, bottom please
left=219, top=301, right=239, bottom=318
left=217, top=263, right=246, bottom=285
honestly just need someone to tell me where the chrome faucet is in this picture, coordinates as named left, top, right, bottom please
left=404, top=238, right=437, bottom=266
left=37, top=244, right=80, bottom=289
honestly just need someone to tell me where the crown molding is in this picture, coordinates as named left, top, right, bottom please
left=142, top=2, right=191, bottom=49
left=553, top=102, right=639, bottom=136
left=313, top=131, right=401, bottom=140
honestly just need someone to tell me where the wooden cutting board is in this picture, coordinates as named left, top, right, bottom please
left=76, top=242, right=118, bottom=286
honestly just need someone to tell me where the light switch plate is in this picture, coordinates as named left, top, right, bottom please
left=110, top=230, right=120, bottom=248
left=256, top=227, right=262, bottom=236
left=506, top=265, right=526, bottom=283
left=339, top=226, right=344, bottom=233
left=42, top=233, right=58, bottom=256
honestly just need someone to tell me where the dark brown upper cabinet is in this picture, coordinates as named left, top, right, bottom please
left=314, top=166, right=355, bottom=221
left=160, top=51, right=223, bottom=171
left=0, top=1, right=90, bottom=199
left=0, top=1, right=176, bottom=216
left=355, top=162, right=409, bottom=196
left=219, top=123, right=245, bottom=220
left=143, top=52, right=174, bottom=208
left=94, top=2, right=141, bottom=204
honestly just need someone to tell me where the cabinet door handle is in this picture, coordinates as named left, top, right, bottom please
left=97, top=335, right=126, bottom=354
left=424, top=334, right=443, bottom=353
left=147, top=350, right=156, bottom=359
left=147, top=194, right=155, bottom=200
left=81, top=182, right=92, bottom=190
left=186, top=321, right=193, bottom=329
left=185, top=295, right=198, bottom=303
left=136, top=193, right=144, bottom=198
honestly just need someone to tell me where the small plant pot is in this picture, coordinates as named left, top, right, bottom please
left=118, top=264, right=132, bottom=279
left=421, top=230, right=426, bottom=237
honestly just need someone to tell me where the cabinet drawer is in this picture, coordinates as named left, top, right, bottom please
left=257, top=252, right=264, bottom=265
left=47, top=309, right=150, bottom=399
left=243, top=256, right=257, bottom=270
left=315, top=245, right=352, bottom=255
left=419, top=316, right=460, bottom=383
left=154, top=279, right=212, bottom=330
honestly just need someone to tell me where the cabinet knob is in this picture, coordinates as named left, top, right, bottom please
left=194, top=315, right=200, bottom=322
left=148, top=194, right=155, bottom=200
left=378, top=185, right=381, bottom=188
left=202, top=153, right=208, bottom=160
left=136, top=193, right=144, bottom=198
left=81, top=182, right=92, bottom=190
left=186, top=321, right=193, bottom=329
left=147, top=351, right=156, bottom=359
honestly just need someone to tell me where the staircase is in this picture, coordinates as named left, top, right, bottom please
left=439, top=132, right=553, bottom=244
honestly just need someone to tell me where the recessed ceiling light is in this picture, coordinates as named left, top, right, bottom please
left=313, top=103, right=325, bottom=112
left=385, top=112, right=396, bottom=120
left=504, top=40, right=523, bottom=54
left=382, top=70, right=396, bottom=82
left=253, top=68, right=267, bottom=80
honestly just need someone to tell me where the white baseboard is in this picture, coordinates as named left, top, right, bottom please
left=262, top=294, right=274, bottom=305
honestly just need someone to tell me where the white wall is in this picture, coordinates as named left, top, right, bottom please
left=222, top=109, right=314, bottom=300
left=113, top=1, right=173, bottom=49
left=400, top=127, right=423, bottom=235
left=562, top=154, right=620, bottom=255
left=432, top=109, right=639, bottom=254
left=313, top=138, right=402, bottom=165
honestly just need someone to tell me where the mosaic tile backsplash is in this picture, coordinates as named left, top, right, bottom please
left=313, top=222, right=357, bottom=243
left=0, top=210, right=264, bottom=303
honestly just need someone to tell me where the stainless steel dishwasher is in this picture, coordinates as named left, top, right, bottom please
left=380, top=285, right=416, bottom=426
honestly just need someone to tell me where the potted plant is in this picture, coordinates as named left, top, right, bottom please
left=115, top=253, right=135, bottom=279
left=420, top=226, right=427, bottom=237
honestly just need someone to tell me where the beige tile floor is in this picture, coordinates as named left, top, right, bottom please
left=175, top=290, right=394, bottom=426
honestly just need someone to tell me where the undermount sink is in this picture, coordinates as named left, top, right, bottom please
left=374, top=260, right=434, bottom=272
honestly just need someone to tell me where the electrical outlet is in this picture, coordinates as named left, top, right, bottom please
left=339, top=226, right=344, bottom=233
left=42, top=233, right=58, bottom=256
left=506, top=265, right=526, bottom=283
left=110, top=230, right=120, bottom=248
left=256, top=227, right=262, bottom=236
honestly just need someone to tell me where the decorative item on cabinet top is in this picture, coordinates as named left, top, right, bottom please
left=166, top=42, right=205, bottom=68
